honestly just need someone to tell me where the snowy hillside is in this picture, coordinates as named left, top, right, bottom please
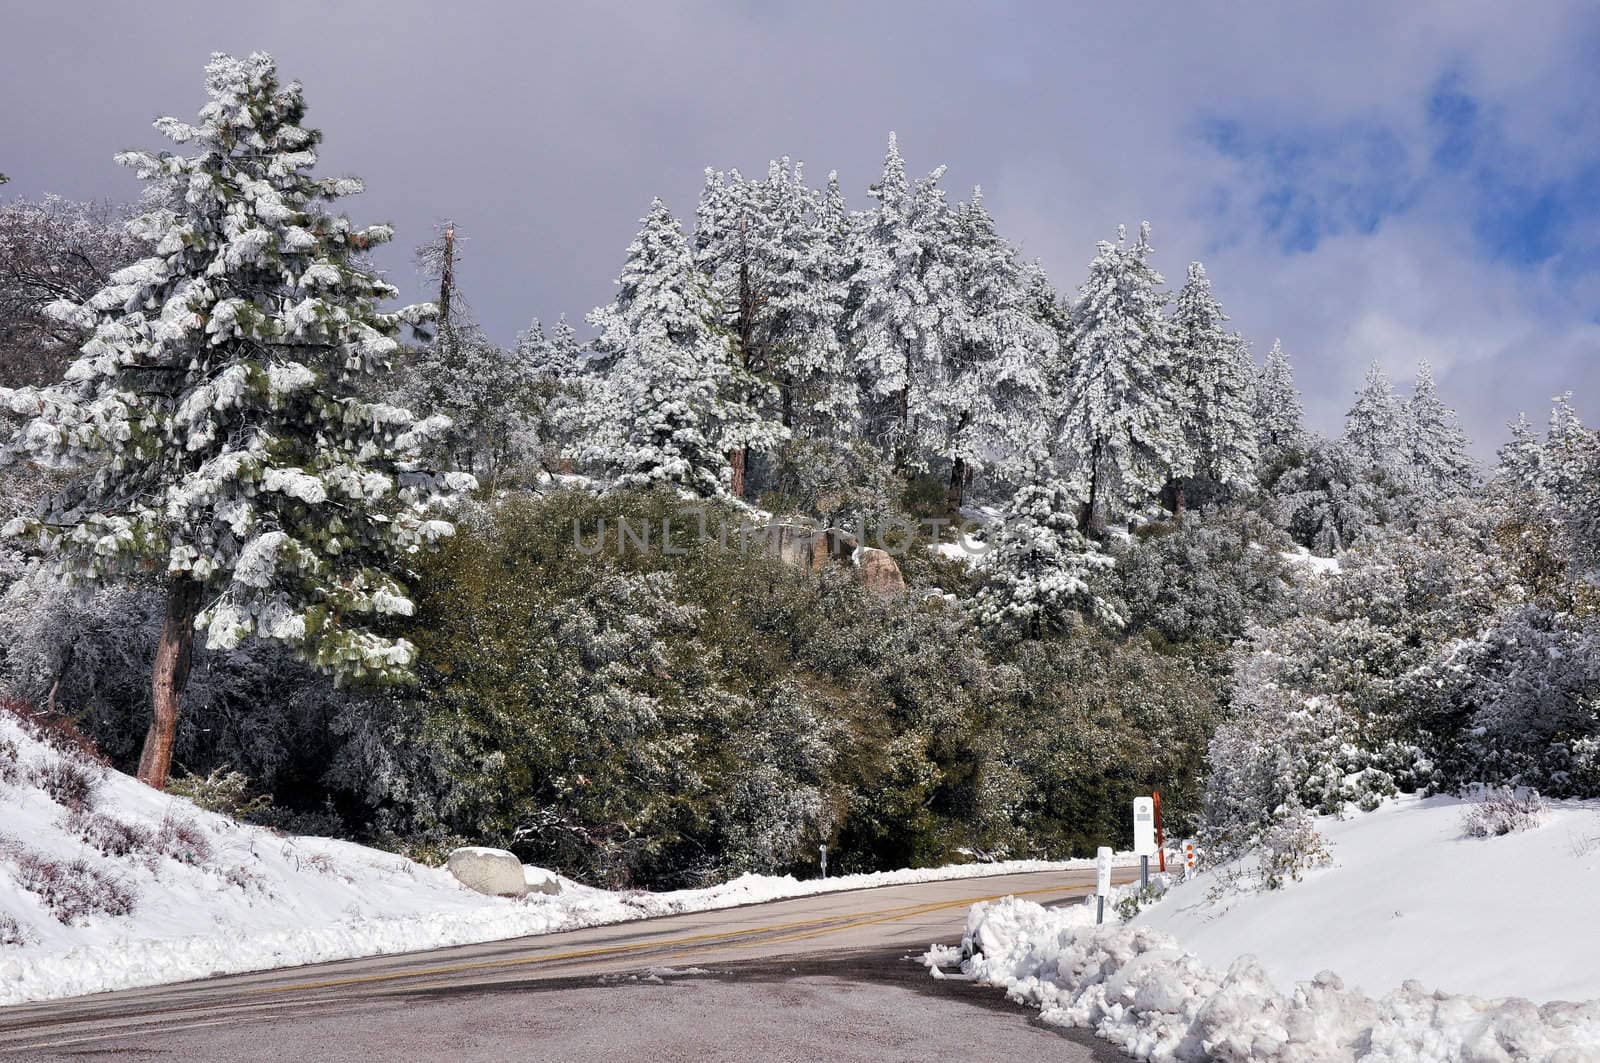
left=1138, top=794, right=1600, bottom=1003
left=0, top=709, right=1123, bottom=1007
left=928, top=795, right=1600, bottom=1060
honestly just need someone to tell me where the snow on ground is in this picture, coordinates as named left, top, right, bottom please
left=0, top=711, right=1129, bottom=1007
left=1139, top=794, right=1600, bottom=1003
left=927, top=795, right=1600, bottom=1060
left=1280, top=545, right=1342, bottom=575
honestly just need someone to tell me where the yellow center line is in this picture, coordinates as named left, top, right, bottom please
left=290, top=877, right=1118, bottom=997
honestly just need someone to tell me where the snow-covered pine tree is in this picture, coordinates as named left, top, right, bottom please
left=513, top=314, right=586, bottom=474
left=938, top=187, right=1053, bottom=509
left=849, top=133, right=960, bottom=472
left=1254, top=339, right=1305, bottom=462
left=693, top=157, right=852, bottom=464
left=971, top=475, right=1120, bottom=636
left=1538, top=394, right=1600, bottom=576
left=0, top=53, right=467, bottom=788
left=1343, top=361, right=1405, bottom=477
left=1058, top=223, right=1186, bottom=533
left=581, top=198, right=782, bottom=497
left=1169, top=262, right=1258, bottom=507
left=1403, top=360, right=1475, bottom=497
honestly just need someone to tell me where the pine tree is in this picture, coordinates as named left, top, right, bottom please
left=971, top=475, right=1120, bottom=636
left=581, top=199, right=782, bottom=496
left=938, top=188, right=1054, bottom=509
left=1403, top=360, right=1475, bottom=497
left=1169, top=263, right=1258, bottom=506
left=693, top=157, right=852, bottom=465
left=1058, top=223, right=1186, bottom=533
left=0, top=53, right=466, bottom=788
left=1254, top=339, right=1305, bottom=461
left=1344, top=361, right=1405, bottom=476
left=849, top=133, right=960, bottom=471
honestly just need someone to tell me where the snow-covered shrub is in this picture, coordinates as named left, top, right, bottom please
left=5, top=848, right=135, bottom=923
left=1112, top=875, right=1173, bottom=923
left=0, top=733, right=18, bottom=785
left=31, top=758, right=100, bottom=813
left=1460, top=787, right=1548, bottom=838
left=152, top=816, right=212, bottom=866
left=0, top=912, right=27, bottom=947
left=1109, top=508, right=1295, bottom=649
left=68, top=811, right=152, bottom=859
left=1271, top=437, right=1386, bottom=554
left=1258, top=804, right=1331, bottom=889
left=167, top=768, right=271, bottom=820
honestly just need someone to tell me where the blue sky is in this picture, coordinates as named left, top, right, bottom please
left=1, top=1, right=1595, bottom=457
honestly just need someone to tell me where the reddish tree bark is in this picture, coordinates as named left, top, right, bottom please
left=136, top=577, right=202, bottom=790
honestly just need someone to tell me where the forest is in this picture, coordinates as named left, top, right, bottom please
left=1, top=52, right=1596, bottom=889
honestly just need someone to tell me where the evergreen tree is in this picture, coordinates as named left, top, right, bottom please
left=1254, top=339, right=1305, bottom=461
left=1170, top=261, right=1258, bottom=505
left=937, top=188, right=1054, bottom=510
left=1058, top=222, right=1186, bottom=533
left=971, top=476, right=1120, bottom=636
left=849, top=133, right=960, bottom=471
left=0, top=53, right=466, bottom=788
left=1403, top=360, right=1475, bottom=497
left=1343, top=361, right=1405, bottom=475
left=693, top=157, right=852, bottom=468
left=581, top=199, right=782, bottom=496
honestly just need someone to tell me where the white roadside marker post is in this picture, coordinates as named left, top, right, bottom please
left=819, top=844, right=828, bottom=879
left=1095, top=846, right=1112, bottom=924
left=1183, top=839, right=1197, bottom=879
left=1132, top=796, right=1157, bottom=890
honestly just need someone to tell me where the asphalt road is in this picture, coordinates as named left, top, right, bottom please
left=0, top=867, right=1138, bottom=1062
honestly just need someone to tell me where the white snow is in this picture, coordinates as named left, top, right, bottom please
left=1280, top=545, right=1341, bottom=575
left=1139, top=793, right=1600, bottom=1003
left=0, top=712, right=1131, bottom=1008
left=927, top=794, right=1600, bottom=1060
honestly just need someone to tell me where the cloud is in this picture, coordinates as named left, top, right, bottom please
left=1, top=0, right=1594, bottom=457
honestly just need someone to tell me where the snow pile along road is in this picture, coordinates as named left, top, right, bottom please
left=0, top=710, right=1125, bottom=1007
left=935, top=894, right=1600, bottom=1061
left=929, top=794, right=1600, bottom=1060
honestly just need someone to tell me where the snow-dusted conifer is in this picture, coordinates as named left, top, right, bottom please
left=1254, top=339, right=1305, bottom=460
left=1344, top=361, right=1405, bottom=475
left=1058, top=223, right=1185, bottom=533
left=1403, top=361, right=1475, bottom=496
left=939, top=188, right=1053, bottom=508
left=1170, top=262, right=1258, bottom=496
left=971, top=475, right=1120, bottom=636
left=582, top=198, right=782, bottom=496
left=0, top=53, right=466, bottom=787
left=849, top=133, right=959, bottom=470
left=694, top=158, right=852, bottom=451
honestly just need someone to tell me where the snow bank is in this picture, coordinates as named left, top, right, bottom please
left=934, top=895, right=1600, bottom=1061
left=929, top=795, right=1600, bottom=1059
left=1139, top=794, right=1600, bottom=1003
left=0, top=713, right=1126, bottom=1007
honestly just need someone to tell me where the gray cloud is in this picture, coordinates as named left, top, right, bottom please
left=2, top=0, right=1594, bottom=458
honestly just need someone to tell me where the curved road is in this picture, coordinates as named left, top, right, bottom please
left=0, top=867, right=1138, bottom=1061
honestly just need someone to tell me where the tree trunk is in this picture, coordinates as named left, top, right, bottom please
left=947, top=456, right=967, bottom=514
left=894, top=340, right=912, bottom=472
left=728, top=447, right=747, bottom=499
left=1079, top=441, right=1104, bottom=536
left=1162, top=478, right=1187, bottom=526
left=438, top=225, right=455, bottom=333
left=136, top=578, right=203, bottom=790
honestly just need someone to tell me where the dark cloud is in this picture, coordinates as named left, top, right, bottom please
left=3, top=1, right=1595, bottom=457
